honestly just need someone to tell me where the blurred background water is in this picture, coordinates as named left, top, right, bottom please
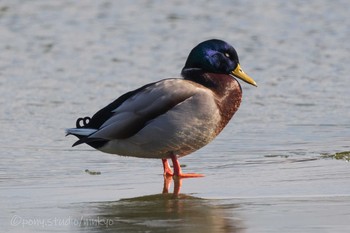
left=0, top=0, right=349, bottom=232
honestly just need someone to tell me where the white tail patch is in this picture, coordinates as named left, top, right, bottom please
left=66, top=128, right=97, bottom=136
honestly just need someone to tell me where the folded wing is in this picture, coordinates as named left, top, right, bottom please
left=69, top=79, right=201, bottom=146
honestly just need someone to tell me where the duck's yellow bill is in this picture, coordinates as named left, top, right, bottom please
left=231, top=64, right=257, bottom=87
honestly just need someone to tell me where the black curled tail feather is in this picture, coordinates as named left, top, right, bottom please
left=69, top=116, right=109, bottom=149
left=64, top=116, right=91, bottom=137
left=76, top=117, right=91, bottom=128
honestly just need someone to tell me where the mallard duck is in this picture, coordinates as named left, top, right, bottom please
left=66, top=39, right=257, bottom=178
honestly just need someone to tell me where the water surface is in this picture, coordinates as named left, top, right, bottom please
left=1, top=0, right=349, bottom=232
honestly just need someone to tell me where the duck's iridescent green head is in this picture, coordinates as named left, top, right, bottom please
left=182, top=39, right=257, bottom=86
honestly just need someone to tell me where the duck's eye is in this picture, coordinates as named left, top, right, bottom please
left=224, top=53, right=230, bottom=58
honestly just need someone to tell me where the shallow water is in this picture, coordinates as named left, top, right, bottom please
left=1, top=0, right=350, bottom=232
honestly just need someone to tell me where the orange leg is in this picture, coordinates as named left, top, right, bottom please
left=161, top=154, right=204, bottom=178
left=162, top=158, right=173, bottom=177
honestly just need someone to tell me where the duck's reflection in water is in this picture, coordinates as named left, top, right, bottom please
left=75, top=177, right=244, bottom=233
